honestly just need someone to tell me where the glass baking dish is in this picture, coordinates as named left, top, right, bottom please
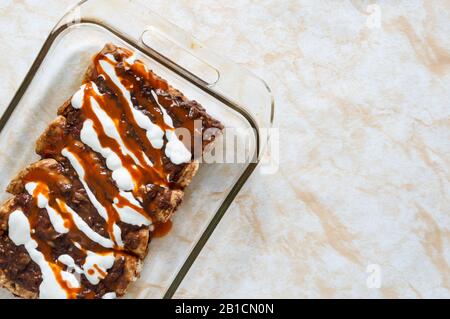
left=0, top=0, right=274, bottom=299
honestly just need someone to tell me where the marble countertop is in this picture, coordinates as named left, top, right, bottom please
left=0, top=0, right=448, bottom=298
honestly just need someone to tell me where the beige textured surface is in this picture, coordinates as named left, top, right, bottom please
left=0, top=0, right=449, bottom=298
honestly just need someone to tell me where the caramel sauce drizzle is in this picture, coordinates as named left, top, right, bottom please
left=152, top=220, right=173, bottom=238
left=92, top=56, right=171, bottom=184
left=93, top=49, right=200, bottom=169
left=24, top=168, right=114, bottom=255
left=93, top=264, right=107, bottom=278
left=125, top=55, right=201, bottom=151
left=63, top=142, right=123, bottom=246
left=86, top=81, right=168, bottom=188
left=23, top=167, right=112, bottom=298
left=25, top=185, right=81, bottom=299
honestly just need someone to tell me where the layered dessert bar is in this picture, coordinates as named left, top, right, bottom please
left=0, top=44, right=223, bottom=299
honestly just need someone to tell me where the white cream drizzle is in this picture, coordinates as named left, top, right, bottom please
left=151, top=91, right=174, bottom=129
left=83, top=251, right=115, bottom=285
left=125, top=53, right=137, bottom=65
left=99, top=59, right=166, bottom=150
left=71, top=84, right=86, bottom=109
left=25, top=181, right=115, bottom=249
left=62, top=148, right=125, bottom=247
left=58, top=250, right=115, bottom=286
left=25, top=182, right=68, bottom=234
left=56, top=199, right=115, bottom=249
left=62, top=148, right=149, bottom=228
left=72, top=84, right=147, bottom=169
left=113, top=191, right=151, bottom=226
left=99, top=57, right=192, bottom=165
left=58, top=254, right=83, bottom=273
left=8, top=210, right=77, bottom=299
left=61, top=148, right=109, bottom=221
left=102, top=292, right=117, bottom=299
left=113, top=224, right=124, bottom=248
left=150, top=92, right=192, bottom=165
left=80, top=119, right=134, bottom=191
left=72, top=83, right=156, bottom=187
left=91, top=96, right=150, bottom=169
left=61, top=271, right=80, bottom=289
left=165, top=129, right=192, bottom=165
